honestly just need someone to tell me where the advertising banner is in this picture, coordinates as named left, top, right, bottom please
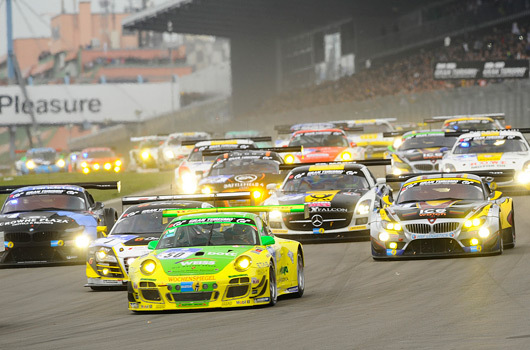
left=433, top=60, right=529, bottom=80
left=0, top=82, right=180, bottom=126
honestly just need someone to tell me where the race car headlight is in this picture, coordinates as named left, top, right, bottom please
left=234, top=255, right=252, bottom=272
left=252, top=189, right=263, bottom=200
left=444, top=164, right=456, bottom=173
left=56, top=159, right=66, bottom=168
left=81, top=161, right=88, bottom=168
left=26, top=160, right=36, bottom=169
left=478, top=227, right=490, bottom=238
left=355, top=200, right=372, bottom=216
left=340, top=151, right=352, bottom=161
left=141, top=151, right=150, bottom=160
left=269, top=210, right=282, bottom=221
left=284, top=154, right=295, bottom=164
left=165, top=150, right=175, bottom=159
left=93, top=163, right=100, bottom=170
left=140, top=259, right=157, bottom=275
left=104, top=163, right=111, bottom=170
left=517, top=172, right=530, bottom=184
left=392, top=168, right=403, bottom=176
left=114, top=166, right=121, bottom=173
left=201, top=186, right=212, bottom=194
left=126, top=257, right=137, bottom=266
left=95, top=247, right=117, bottom=263
left=378, top=232, right=390, bottom=242
left=182, top=172, right=198, bottom=193
left=75, top=234, right=91, bottom=248
left=83, top=167, right=90, bottom=174
left=383, top=220, right=402, bottom=231
left=393, top=137, right=403, bottom=149
left=115, top=160, right=122, bottom=167
left=464, top=217, right=485, bottom=229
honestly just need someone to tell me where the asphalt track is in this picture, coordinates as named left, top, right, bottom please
left=2, top=196, right=530, bottom=349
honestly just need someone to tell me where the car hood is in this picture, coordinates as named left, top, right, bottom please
left=0, top=210, right=96, bottom=232
left=199, top=173, right=285, bottom=191
left=276, top=189, right=369, bottom=210
left=153, top=246, right=255, bottom=276
left=398, top=148, right=445, bottom=162
left=91, top=234, right=160, bottom=248
left=386, top=199, right=486, bottom=221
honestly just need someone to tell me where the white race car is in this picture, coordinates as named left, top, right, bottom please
left=440, top=129, right=530, bottom=188
left=157, top=132, right=211, bottom=169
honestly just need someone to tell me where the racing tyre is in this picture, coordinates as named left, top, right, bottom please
left=503, top=206, right=516, bottom=249
left=103, top=208, right=118, bottom=232
left=268, top=263, right=277, bottom=306
left=293, top=250, right=305, bottom=298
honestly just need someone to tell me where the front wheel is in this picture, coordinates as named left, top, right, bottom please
left=268, top=263, right=277, bottom=306
left=293, top=250, right=305, bottom=298
left=503, top=205, right=516, bottom=249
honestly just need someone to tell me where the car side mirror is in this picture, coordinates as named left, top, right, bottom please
left=261, top=236, right=275, bottom=246
left=382, top=195, right=393, bottom=206
left=93, top=202, right=104, bottom=210
left=97, top=226, right=108, bottom=237
left=266, top=183, right=278, bottom=191
left=350, top=141, right=357, bottom=147
left=489, top=191, right=502, bottom=200
left=147, top=240, right=159, bottom=250
left=376, top=178, right=386, bottom=185
left=195, top=170, right=203, bottom=179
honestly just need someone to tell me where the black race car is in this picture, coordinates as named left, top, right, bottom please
left=0, top=182, right=119, bottom=265
left=198, top=150, right=287, bottom=205
left=264, top=160, right=392, bottom=242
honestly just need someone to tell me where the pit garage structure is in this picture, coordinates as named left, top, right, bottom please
left=123, top=0, right=440, bottom=116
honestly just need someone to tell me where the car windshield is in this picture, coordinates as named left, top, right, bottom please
left=445, top=120, right=496, bottom=131
left=111, top=210, right=169, bottom=235
left=188, top=150, right=221, bottom=162
left=209, top=158, right=279, bottom=176
left=158, top=221, right=258, bottom=247
left=28, top=150, right=56, bottom=161
left=354, top=124, right=393, bottom=134
left=289, top=132, right=349, bottom=147
left=454, top=138, right=527, bottom=154
left=84, top=150, right=115, bottom=158
left=400, top=136, right=457, bottom=150
left=397, top=181, right=484, bottom=203
left=283, top=172, right=369, bottom=192
left=140, top=140, right=160, bottom=148
left=2, top=193, right=86, bottom=213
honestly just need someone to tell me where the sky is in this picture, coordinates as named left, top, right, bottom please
left=0, top=0, right=166, bottom=56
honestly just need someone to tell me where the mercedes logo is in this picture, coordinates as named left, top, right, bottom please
left=311, top=215, right=323, bottom=227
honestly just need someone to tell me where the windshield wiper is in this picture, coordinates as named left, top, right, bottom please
left=206, top=224, right=215, bottom=246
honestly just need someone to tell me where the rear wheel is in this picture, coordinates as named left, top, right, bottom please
left=503, top=206, right=516, bottom=249
left=268, top=263, right=277, bottom=306
left=103, top=208, right=118, bottom=232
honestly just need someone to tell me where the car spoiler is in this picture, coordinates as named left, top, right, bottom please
left=180, top=137, right=272, bottom=146
left=444, top=128, right=530, bottom=137
left=130, top=135, right=168, bottom=142
left=122, top=191, right=253, bottom=206
left=0, top=181, right=121, bottom=194
left=274, top=123, right=363, bottom=134
left=424, top=113, right=505, bottom=124
left=201, top=146, right=302, bottom=157
left=385, top=170, right=515, bottom=183
left=279, top=159, right=391, bottom=171
left=163, top=203, right=310, bottom=219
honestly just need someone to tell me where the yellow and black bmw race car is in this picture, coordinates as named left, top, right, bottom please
left=371, top=170, right=515, bottom=259
left=127, top=204, right=306, bottom=311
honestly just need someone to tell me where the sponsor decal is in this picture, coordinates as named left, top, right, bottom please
left=385, top=249, right=404, bottom=256
left=251, top=277, right=260, bottom=285
left=178, top=260, right=216, bottom=266
left=130, top=303, right=139, bottom=308
left=287, top=251, right=294, bottom=264
left=256, top=262, right=270, bottom=268
left=470, top=245, right=483, bottom=252
left=433, top=60, right=529, bottom=80
left=411, top=233, right=455, bottom=239
left=280, top=266, right=289, bottom=274
left=304, top=191, right=339, bottom=202
left=234, top=174, right=259, bottom=183
left=0, top=218, right=70, bottom=226
left=255, top=297, right=270, bottom=303
left=313, top=228, right=325, bottom=234
left=236, top=300, right=251, bottom=305
left=419, top=208, right=447, bottom=217
left=307, top=202, right=331, bottom=207
left=222, top=301, right=233, bottom=306
left=168, top=275, right=215, bottom=282
left=169, top=217, right=254, bottom=227
left=310, top=207, right=347, bottom=213
left=206, top=251, right=237, bottom=256
left=286, top=287, right=299, bottom=293
left=271, top=229, right=288, bottom=234
left=157, top=248, right=202, bottom=260
left=348, top=225, right=367, bottom=231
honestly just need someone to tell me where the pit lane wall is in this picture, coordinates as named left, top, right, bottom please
left=240, top=79, right=530, bottom=136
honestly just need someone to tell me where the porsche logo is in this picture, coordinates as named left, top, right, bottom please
left=311, top=215, right=323, bottom=227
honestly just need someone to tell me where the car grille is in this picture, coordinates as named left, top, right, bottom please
left=33, top=232, right=62, bottom=242
left=9, top=247, right=55, bottom=262
left=414, top=164, right=434, bottom=171
left=141, top=289, right=161, bottom=301
left=226, top=285, right=249, bottom=298
left=405, top=239, right=464, bottom=255
left=284, top=211, right=352, bottom=231
left=405, top=224, right=431, bottom=234
left=171, top=292, right=213, bottom=302
left=96, top=262, right=124, bottom=278
left=433, top=222, right=459, bottom=233
left=5, top=232, right=31, bottom=242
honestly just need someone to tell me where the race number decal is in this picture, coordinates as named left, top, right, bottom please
left=157, top=248, right=202, bottom=260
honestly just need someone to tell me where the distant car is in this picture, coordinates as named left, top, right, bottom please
left=175, top=139, right=258, bottom=194
left=15, top=148, right=67, bottom=175
left=440, top=129, right=530, bottom=189
left=387, top=130, right=457, bottom=175
left=127, top=205, right=305, bottom=312
left=371, top=171, right=515, bottom=259
left=283, top=129, right=363, bottom=164
left=86, top=195, right=216, bottom=290
left=425, top=113, right=505, bottom=133
left=0, top=182, right=119, bottom=265
left=79, top=147, right=123, bottom=174
left=198, top=150, right=285, bottom=205
left=264, top=160, right=392, bottom=242
left=157, top=132, right=211, bottom=170
left=129, top=136, right=166, bottom=170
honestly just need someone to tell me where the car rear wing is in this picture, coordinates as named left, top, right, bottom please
left=274, top=123, right=363, bottom=134
left=385, top=169, right=515, bottom=183
left=424, top=113, right=505, bottom=124
left=180, top=136, right=272, bottom=146
left=163, top=203, right=310, bottom=219
left=201, top=146, right=303, bottom=157
left=0, top=181, right=121, bottom=194
left=130, top=135, right=168, bottom=142
left=444, top=128, right=530, bottom=137
left=122, top=191, right=253, bottom=206
left=279, top=159, right=391, bottom=171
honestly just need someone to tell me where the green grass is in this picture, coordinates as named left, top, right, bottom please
left=0, top=171, right=173, bottom=204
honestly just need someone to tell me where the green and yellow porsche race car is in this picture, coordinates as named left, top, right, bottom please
left=127, top=205, right=306, bottom=311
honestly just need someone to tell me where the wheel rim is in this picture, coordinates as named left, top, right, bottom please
left=270, top=267, right=277, bottom=301
left=297, top=254, right=304, bottom=291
